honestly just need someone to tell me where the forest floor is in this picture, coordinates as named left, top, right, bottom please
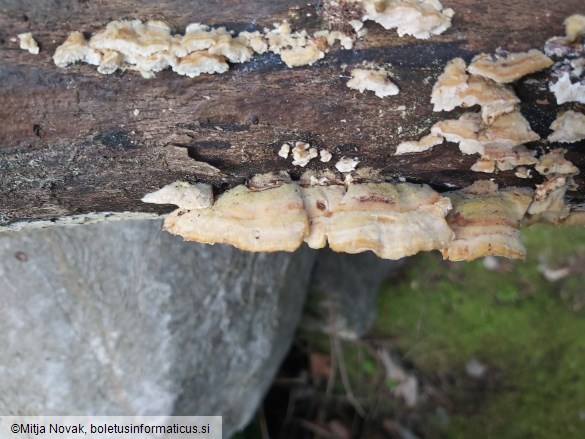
left=235, top=224, right=585, bottom=439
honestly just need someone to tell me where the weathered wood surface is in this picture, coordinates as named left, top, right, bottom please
left=0, top=0, right=584, bottom=226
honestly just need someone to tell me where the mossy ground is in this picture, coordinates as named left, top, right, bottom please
left=235, top=224, right=585, bottom=438
left=374, top=224, right=585, bottom=438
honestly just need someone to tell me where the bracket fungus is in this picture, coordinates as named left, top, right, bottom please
left=18, top=32, right=39, bottom=54
left=535, top=148, right=579, bottom=177
left=527, top=149, right=580, bottom=224
left=335, top=157, right=360, bottom=173
left=144, top=174, right=454, bottom=260
left=442, top=181, right=533, bottom=261
left=431, top=111, right=539, bottom=156
left=548, top=110, right=585, bottom=143
left=140, top=181, right=213, bottom=210
left=163, top=182, right=310, bottom=252
left=346, top=67, right=400, bottom=98
left=395, top=133, right=444, bottom=155
left=319, top=182, right=454, bottom=259
left=467, top=49, right=553, bottom=84
left=359, top=0, right=454, bottom=39
left=431, top=58, right=520, bottom=124
left=53, top=31, right=102, bottom=68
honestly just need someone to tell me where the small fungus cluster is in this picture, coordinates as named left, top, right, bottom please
left=346, top=64, right=400, bottom=98
left=53, top=19, right=355, bottom=77
left=397, top=51, right=551, bottom=176
left=277, top=142, right=333, bottom=167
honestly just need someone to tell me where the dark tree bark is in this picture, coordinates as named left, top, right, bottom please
left=0, top=0, right=583, bottom=226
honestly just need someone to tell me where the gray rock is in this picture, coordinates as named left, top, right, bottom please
left=302, top=249, right=399, bottom=339
left=0, top=220, right=316, bottom=437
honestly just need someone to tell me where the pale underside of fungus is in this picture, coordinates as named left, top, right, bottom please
left=467, top=49, right=553, bottom=83
left=145, top=175, right=455, bottom=260
left=548, top=110, right=585, bottom=143
left=346, top=68, right=400, bottom=98
left=18, top=32, right=39, bottom=54
left=442, top=181, right=534, bottom=261
left=359, top=0, right=454, bottom=39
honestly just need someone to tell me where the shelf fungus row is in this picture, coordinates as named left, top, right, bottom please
left=53, top=19, right=355, bottom=77
left=52, top=0, right=458, bottom=77
left=143, top=174, right=544, bottom=261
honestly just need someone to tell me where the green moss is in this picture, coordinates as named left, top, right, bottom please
left=373, top=225, right=585, bottom=438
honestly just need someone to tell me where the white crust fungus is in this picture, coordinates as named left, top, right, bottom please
left=549, top=73, right=585, bottom=104
left=346, top=67, right=399, bottom=98
left=335, top=157, right=360, bottom=173
left=442, top=181, right=533, bottom=261
left=467, top=50, right=553, bottom=84
left=18, top=32, right=39, bottom=54
left=141, top=181, right=213, bottom=210
left=546, top=17, right=585, bottom=104
left=359, top=0, right=455, bottom=39
left=548, top=110, right=585, bottom=143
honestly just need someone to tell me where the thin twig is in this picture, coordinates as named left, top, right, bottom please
left=259, top=406, right=270, bottom=439
left=299, top=419, right=336, bottom=439
left=332, top=334, right=366, bottom=417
